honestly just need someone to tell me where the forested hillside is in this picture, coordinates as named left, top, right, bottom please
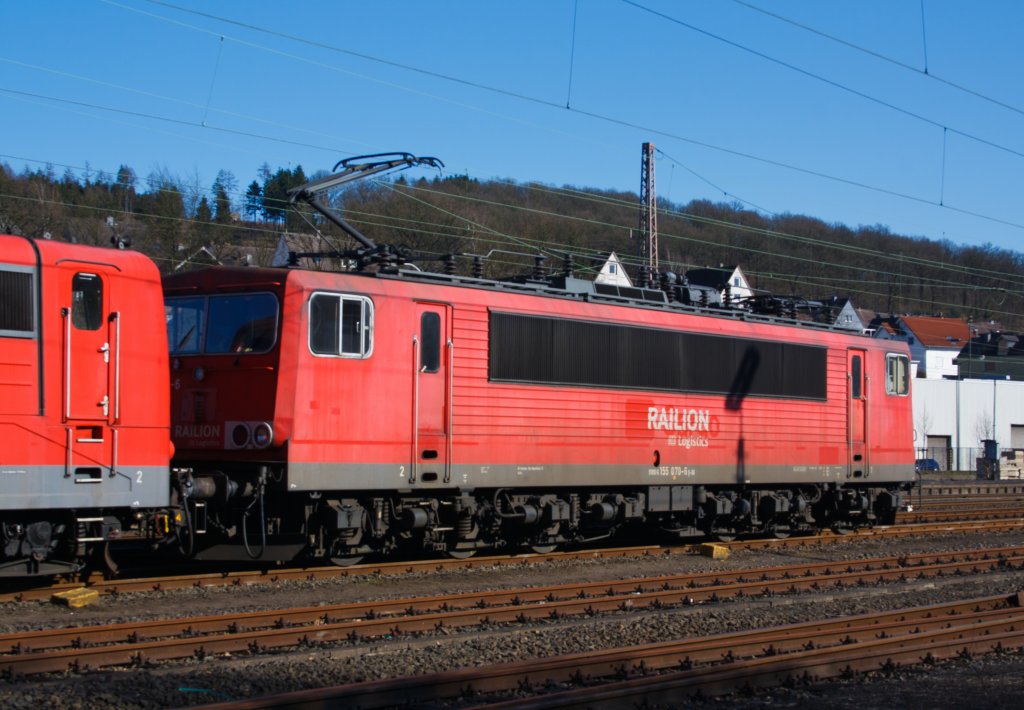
left=2, top=160, right=1021, bottom=329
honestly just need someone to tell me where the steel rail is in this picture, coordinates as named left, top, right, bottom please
left=193, top=594, right=1024, bottom=709
left=2, top=548, right=1023, bottom=676
left=5, top=544, right=1021, bottom=654
left=3, top=518, right=1024, bottom=604
left=898, top=506, right=1024, bottom=523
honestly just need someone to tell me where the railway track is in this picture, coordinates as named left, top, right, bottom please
left=1, top=545, right=1022, bottom=678
left=918, top=482, right=1024, bottom=496
left=198, top=593, right=1024, bottom=709
left=897, top=505, right=1024, bottom=523
left=2, top=517, right=1023, bottom=604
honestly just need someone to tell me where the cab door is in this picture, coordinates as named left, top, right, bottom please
left=847, top=349, right=867, bottom=478
left=412, top=303, right=451, bottom=484
left=60, top=266, right=117, bottom=475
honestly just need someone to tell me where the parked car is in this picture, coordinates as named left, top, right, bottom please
left=915, top=458, right=941, bottom=473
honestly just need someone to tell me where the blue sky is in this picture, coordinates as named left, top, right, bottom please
left=2, top=0, right=1023, bottom=255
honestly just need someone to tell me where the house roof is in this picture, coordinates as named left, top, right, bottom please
left=971, top=320, right=1005, bottom=336
left=855, top=307, right=877, bottom=324
left=956, top=332, right=1024, bottom=360
left=899, top=316, right=971, bottom=349
left=685, top=266, right=738, bottom=289
left=270, top=232, right=355, bottom=270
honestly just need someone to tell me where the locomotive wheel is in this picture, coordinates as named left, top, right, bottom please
left=712, top=531, right=737, bottom=543
left=99, top=541, right=120, bottom=578
left=445, top=549, right=477, bottom=560
left=769, top=525, right=791, bottom=540
left=529, top=543, right=558, bottom=554
left=330, top=555, right=365, bottom=567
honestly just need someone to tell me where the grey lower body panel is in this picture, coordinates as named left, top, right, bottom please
left=286, top=461, right=915, bottom=492
left=0, top=465, right=170, bottom=510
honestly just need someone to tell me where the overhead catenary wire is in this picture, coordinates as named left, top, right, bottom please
left=654, top=148, right=777, bottom=216
left=137, top=0, right=1024, bottom=165
left=730, top=0, right=1024, bottom=119
left=391, top=177, right=1024, bottom=289
left=565, top=0, right=579, bottom=109
left=76, top=0, right=1024, bottom=242
left=201, top=35, right=225, bottom=127
left=919, top=0, right=931, bottom=75
left=621, top=0, right=1024, bottom=161
left=6, top=150, right=1024, bottom=293
left=3, top=184, right=1021, bottom=320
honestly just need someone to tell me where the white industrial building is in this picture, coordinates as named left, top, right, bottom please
left=912, top=378, right=1024, bottom=471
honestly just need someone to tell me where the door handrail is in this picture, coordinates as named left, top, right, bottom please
left=410, top=335, right=419, bottom=485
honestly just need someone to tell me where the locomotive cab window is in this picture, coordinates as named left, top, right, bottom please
left=72, top=273, right=103, bottom=331
left=309, top=293, right=373, bottom=358
left=886, top=354, right=910, bottom=396
left=165, top=292, right=278, bottom=354
left=166, top=297, right=205, bottom=354
left=0, top=266, right=35, bottom=338
left=208, top=294, right=278, bottom=353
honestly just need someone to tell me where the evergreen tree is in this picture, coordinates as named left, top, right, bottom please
left=195, top=196, right=213, bottom=225
left=114, top=165, right=137, bottom=214
left=212, top=169, right=237, bottom=224
left=244, top=180, right=263, bottom=222
left=138, top=167, right=185, bottom=268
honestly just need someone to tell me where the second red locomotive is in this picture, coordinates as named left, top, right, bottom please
left=162, top=159, right=914, bottom=564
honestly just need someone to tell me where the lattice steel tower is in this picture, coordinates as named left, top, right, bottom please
left=638, top=142, right=659, bottom=275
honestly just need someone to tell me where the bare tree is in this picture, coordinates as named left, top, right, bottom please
left=915, top=406, right=933, bottom=453
left=975, top=411, right=994, bottom=444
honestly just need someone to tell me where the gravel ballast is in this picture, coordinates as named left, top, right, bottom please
left=0, top=529, right=1022, bottom=708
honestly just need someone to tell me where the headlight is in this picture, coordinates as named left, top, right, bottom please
left=252, top=422, right=273, bottom=448
left=230, top=423, right=250, bottom=448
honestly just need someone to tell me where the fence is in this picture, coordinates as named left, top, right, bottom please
left=916, top=446, right=989, bottom=472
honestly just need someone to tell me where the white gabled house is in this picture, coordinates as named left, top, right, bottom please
left=684, top=265, right=753, bottom=305
left=594, top=252, right=633, bottom=287
left=872, top=315, right=970, bottom=379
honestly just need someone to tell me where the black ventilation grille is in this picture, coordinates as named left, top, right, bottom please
left=489, top=311, right=827, bottom=400
left=0, top=270, right=33, bottom=335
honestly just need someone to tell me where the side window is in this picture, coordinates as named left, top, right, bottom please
left=886, top=354, right=910, bottom=395
left=0, top=267, right=34, bottom=337
left=72, top=273, right=103, bottom=331
left=850, top=355, right=862, bottom=399
left=420, top=312, right=440, bottom=373
left=309, top=293, right=373, bottom=358
left=310, top=294, right=340, bottom=354
left=341, top=298, right=369, bottom=354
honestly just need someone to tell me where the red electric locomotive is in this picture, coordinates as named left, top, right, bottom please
left=162, top=155, right=915, bottom=565
left=0, top=234, right=171, bottom=575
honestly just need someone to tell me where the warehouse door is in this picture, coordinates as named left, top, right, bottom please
left=412, top=303, right=451, bottom=484
left=1011, top=425, right=1024, bottom=450
left=847, top=349, right=867, bottom=477
left=925, top=435, right=951, bottom=471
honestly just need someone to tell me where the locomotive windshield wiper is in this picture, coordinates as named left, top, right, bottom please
left=288, top=152, right=443, bottom=260
left=175, top=324, right=196, bottom=353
